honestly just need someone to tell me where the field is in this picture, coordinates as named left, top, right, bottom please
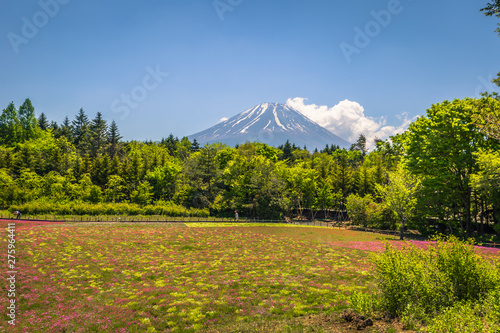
left=1, top=221, right=498, bottom=332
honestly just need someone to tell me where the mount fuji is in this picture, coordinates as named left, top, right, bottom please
left=188, top=103, right=351, bottom=150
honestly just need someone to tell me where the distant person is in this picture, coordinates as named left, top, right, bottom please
left=14, top=210, right=21, bottom=220
left=235, top=210, right=239, bottom=221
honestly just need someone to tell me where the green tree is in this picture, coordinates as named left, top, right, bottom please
left=107, top=120, right=122, bottom=157
left=285, top=164, right=316, bottom=218
left=37, top=112, right=49, bottom=131
left=403, top=98, right=498, bottom=235
left=105, top=175, right=125, bottom=203
left=18, top=98, right=38, bottom=141
left=481, top=0, right=500, bottom=35
left=350, top=133, right=367, bottom=156
left=145, top=158, right=182, bottom=201
left=471, top=150, right=500, bottom=225
left=475, top=92, right=500, bottom=141
left=0, top=102, right=21, bottom=145
left=182, top=145, right=222, bottom=210
left=375, top=167, right=421, bottom=240
left=72, top=108, right=91, bottom=153
left=56, top=116, right=73, bottom=140
left=131, top=181, right=153, bottom=205
left=89, top=112, right=108, bottom=157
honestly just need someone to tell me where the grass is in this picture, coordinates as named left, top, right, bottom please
left=1, top=221, right=498, bottom=332
left=1, top=222, right=380, bottom=332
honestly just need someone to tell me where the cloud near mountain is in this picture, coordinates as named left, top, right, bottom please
left=286, top=97, right=414, bottom=148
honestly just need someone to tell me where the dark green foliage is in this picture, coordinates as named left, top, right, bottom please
left=89, top=112, right=108, bottom=157
left=38, top=112, right=49, bottom=131
left=482, top=0, right=500, bottom=36
left=72, top=108, right=91, bottom=153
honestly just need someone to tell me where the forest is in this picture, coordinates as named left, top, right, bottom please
left=1, top=88, right=500, bottom=238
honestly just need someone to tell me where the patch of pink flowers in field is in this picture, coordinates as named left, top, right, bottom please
left=328, top=239, right=500, bottom=256
left=327, top=240, right=431, bottom=253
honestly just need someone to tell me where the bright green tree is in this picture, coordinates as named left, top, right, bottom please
left=403, top=98, right=498, bottom=235
left=471, top=150, right=500, bottom=225
left=375, top=167, right=421, bottom=240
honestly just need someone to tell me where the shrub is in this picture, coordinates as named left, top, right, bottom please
left=351, top=236, right=500, bottom=329
left=346, top=194, right=372, bottom=227
left=427, top=291, right=500, bottom=333
left=346, top=194, right=398, bottom=229
left=8, top=200, right=209, bottom=218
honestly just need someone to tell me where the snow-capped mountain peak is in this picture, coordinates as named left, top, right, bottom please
left=189, top=103, right=350, bottom=150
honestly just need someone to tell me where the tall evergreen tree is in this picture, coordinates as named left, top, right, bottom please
left=49, top=121, right=59, bottom=133
left=38, top=113, right=49, bottom=131
left=107, top=120, right=122, bottom=157
left=89, top=112, right=108, bottom=157
left=18, top=98, right=38, bottom=141
left=191, top=139, right=200, bottom=152
left=72, top=108, right=91, bottom=153
left=58, top=116, right=73, bottom=140
left=0, top=102, right=21, bottom=145
left=162, top=134, right=178, bottom=156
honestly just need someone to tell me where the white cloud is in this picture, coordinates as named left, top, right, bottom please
left=286, top=97, right=414, bottom=149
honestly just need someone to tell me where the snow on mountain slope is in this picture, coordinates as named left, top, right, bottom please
left=188, top=103, right=351, bottom=150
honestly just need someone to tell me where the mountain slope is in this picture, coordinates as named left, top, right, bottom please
left=189, top=103, right=351, bottom=150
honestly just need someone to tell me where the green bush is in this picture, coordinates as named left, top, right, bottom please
left=8, top=200, right=209, bottom=217
left=427, top=291, right=500, bottom=333
left=374, top=241, right=455, bottom=319
left=346, top=194, right=398, bottom=229
left=351, top=236, right=500, bottom=329
left=346, top=194, right=372, bottom=227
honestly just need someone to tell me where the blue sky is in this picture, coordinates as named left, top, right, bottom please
left=1, top=0, right=499, bottom=143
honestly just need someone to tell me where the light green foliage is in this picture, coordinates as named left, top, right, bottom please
left=145, top=158, right=182, bottom=201
left=474, top=97, right=500, bottom=141
left=349, top=291, right=379, bottom=317
left=357, top=236, right=500, bottom=329
left=285, top=163, right=316, bottom=217
left=345, top=194, right=397, bottom=229
left=130, top=181, right=153, bottom=205
left=471, top=149, right=500, bottom=225
left=427, top=294, right=500, bottom=333
left=375, top=167, right=421, bottom=239
left=105, top=175, right=126, bottom=203
left=345, top=194, right=372, bottom=227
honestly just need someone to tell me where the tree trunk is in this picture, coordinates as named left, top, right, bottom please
left=400, top=218, right=405, bottom=240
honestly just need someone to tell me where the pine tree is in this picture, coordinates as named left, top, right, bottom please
left=72, top=108, right=91, bottom=153
left=191, top=139, right=200, bottom=152
left=18, top=98, right=38, bottom=141
left=162, top=134, right=178, bottom=155
left=107, top=120, right=122, bottom=157
left=38, top=113, right=49, bottom=131
left=0, top=102, right=21, bottom=145
left=50, top=121, right=59, bottom=133
left=58, top=116, right=73, bottom=140
left=89, top=112, right=108, bottom=157
left=282, top=140, right=293, bottom=160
